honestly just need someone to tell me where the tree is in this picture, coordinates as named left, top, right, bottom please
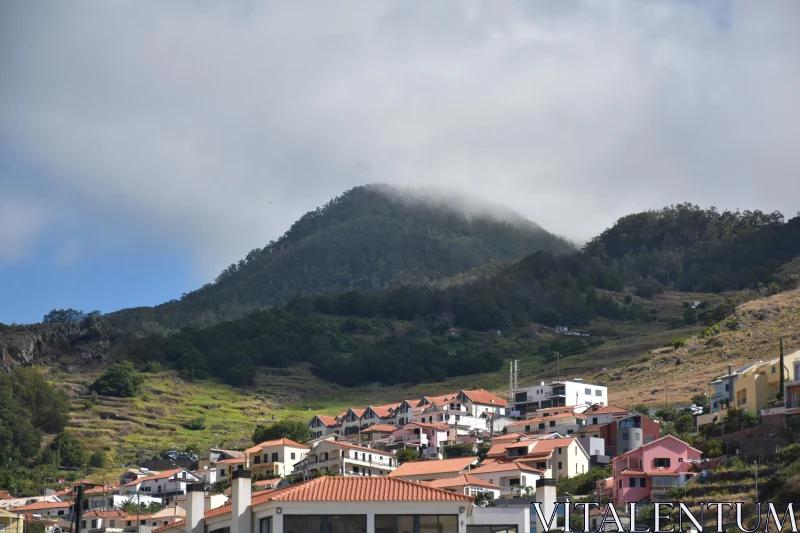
left=631, top=404, right=650, bottom=416
left=183, top=417, right=206, bottom=431
left=0, top=368, right=70, bottom=434
left=90, top=362, right=145, bottom=398
left=396, top=448, right=418, bottom=464
left=473, top=491, right=495, bottom=507
left=90, top=450, right=107, bottom=468
left=690, top=394, right=709, bottom=409
left=43, top=308, right=87, bottom=323
left=48, top=431, right=87, bottom=468
left=252, top=419, right=310, bottom=444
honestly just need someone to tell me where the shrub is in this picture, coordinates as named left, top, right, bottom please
left=143, top=361, right=163, bottom=373
left=90, top=450, right=107, bottom=468
left=90, top=362, right=145, bottom=398
left=252, top=419, right=310, bottom=443
left=183, top=417, right=206, bottom=431
left=396, top=448, right=418, bottom=463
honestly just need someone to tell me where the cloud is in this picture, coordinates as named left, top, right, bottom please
left=0, top=198, right=47, bottom=264
left=1, top=0, right=798, bottom=277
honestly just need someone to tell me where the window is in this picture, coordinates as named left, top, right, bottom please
left=254, top=456, right=261, bottom=464
left=536, top=462, right=547, bottom=469
left=639, top=478, right=647, bottom=487
left=259, top=517, right=272, bottom=533
left=272, top=452, right=279, bottom=462
left=164, top=521, right=169, bottom=526
left=595, top=390, right=602, bottom=396
left=181, top=472, right=187, bottom=478
left=618, top=480, right=622, bottom=489
left=622, top=433, right=629, bottom=441
left=538, top=423, right=545, bottom=430
left=634, top=433, right=640, bottom=441
left=772, top=365, right=776, bottom=374
left=558, top=448, right=562, bottom=455
left=291, top=452, right=296, bottom=460
left=585, top=388, right=591, bottom=395
left=654, top=458, right=671, bottom=468
left=645, top=435, right=654, bottom=443
left=525, top=425, right=530, bottom=432
left=558, top=462, right=563, bottom=469
left=81, top=522, right=86, bottom=529
left=592, top=417, right=598, bottom=425
left=375, top=515, right=457, bottom=533
left=110, top=521, right=115, bottom=528
left=549, top=420, right=555, bottom=427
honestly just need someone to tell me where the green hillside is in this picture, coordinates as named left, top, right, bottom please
left=106, top=184, right=574, bottom=334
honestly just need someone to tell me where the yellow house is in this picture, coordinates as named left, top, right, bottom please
left=734, top=350, right=800, bottom=413
left=244, top=438, right=309, bottom=478
left=0, top=509, right=25, bottom=533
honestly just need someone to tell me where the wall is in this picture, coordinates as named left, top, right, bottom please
left=719, top=413, right=785, bottom=461
left=468, top=507, right=529, bottom=533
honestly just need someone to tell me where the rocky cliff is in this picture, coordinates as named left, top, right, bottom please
left=0, top=315, right=110, bottom=372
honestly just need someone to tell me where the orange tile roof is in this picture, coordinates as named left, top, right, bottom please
left=204, top=504, right=232, bottom=519
left=360, top=424, right=398, bottom=433
left=244, top=438, right=310, bottom=454
left=388, top=456, right=477, bottom=478
left=397, top=421, right=450, bottom=431
left=315, top=415, right=340, bottom=427
left=326, top=441, right=395, bottom=455
left=254, top=478, right=283, bottom=488
left=351, top=408, right=366, bottom=418
left=123, top=468, right=187, bottom=487
left=486, top=441, right=522, bottom=457
left=470, top=460, right=543, bottom=475
left=366, top=404, right=401, bottom=418
left=619, top=469, right=646, bottom=475
left=426, top=474, right=500, bottom=490
left=535, top=406, right=576, bottom=414
left=252, top=476, right=472, bottom=503
left=215, top=458, right=245, bottom=465
left=588, top=405, right=627, bottom=415
left=528, top=437, right=575, bottom=453
left=462, top=389, right=508, bottom=407
left=153, top=520, right=185, bottom=533
left=11, top=501, right=73, bottom=511
left=490, top=433, right=525, bottom=443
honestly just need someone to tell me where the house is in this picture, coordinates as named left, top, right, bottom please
left=173, top=493, right=229, bottom=513
left=80, top=509, right=129, bottom=532
left=611, top=435, right=702, bottom=505
left=468, top=461, right=542, bottom=498
left=392, top=400, right=422, bottom=427
left=733, top=353, right=800, bottom=413
left=197, top=449, right=245, bottom=472
left=389, top=422, right=450, bottom=460
left=217, top=458, right=246, bottom=481
left=244, top=438, right=309, bottom=478
left=340, top=408, right=366, bottom=436
left=151, top=471, right=530, bottom=533
left=0, top=509, right=24, bottom=533
left=445, top=327, right=461, bottom=336
left=388, top=456, right=479, bottom=482
left=293, top=439, right=398, bottom=479
left=360, top=405, right=401, bottom=428
left=601, top=413, right=661, bottom=457
left=785, top=359, right=800, bottom=409
left=121, top=468, right=202, bottom=502
left=359, top=424, right=398, bottom=442
left=145, top=506, right=186, bottom=530
left=191, top=468, right=217, bottom=486
left=510, top=379, right=608, bottom=415
left=583, top=404, right=628, bottom=425
left=425, top=474, right=501, bottom=499
left=506, top=411, right=586, bottom=435
left=588, top=506, right=631, bottom=532
left=7, top=500, right=72, bottom=520
left=308, top=415, right=341, bottom=439
left=509, top=437, right=590, bottom=479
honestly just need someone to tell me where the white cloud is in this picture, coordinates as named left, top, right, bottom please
left=0, top=198, right=47, bottom=264
left=0, top=0, right=798, bottom=276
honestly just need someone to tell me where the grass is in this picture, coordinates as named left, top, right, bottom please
left=44, top=288, right=800, bottom=482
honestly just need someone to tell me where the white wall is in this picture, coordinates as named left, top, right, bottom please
left=469, top=507, right=529, bottom=532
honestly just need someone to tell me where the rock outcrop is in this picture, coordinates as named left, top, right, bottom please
left=0, top=315, right=109, bottom=372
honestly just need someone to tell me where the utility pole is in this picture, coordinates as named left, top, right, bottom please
left=137, top=490, right=141, bottom=533
left=754, top=461, right=758, bottom=502
left=555, top=352, right=561, bottom=380
left=779, top=337, right=785, bottom=401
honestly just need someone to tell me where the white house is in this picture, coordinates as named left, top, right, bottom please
left=151, top=471, right=530, bottom=533
left=389, top=422, right=450, bottom=460
left=426, top=474, right=501, bottom=499
left=308, top=415, right=341, bottom=439
left=293, top=440, right=398, bottom=480
left=467, top=461, right=541, bottom=499
left=191, top=468, right=217, bottom=486
left=121, top=468, right=202, bottom=502
left=244, top=438, right=309, bottom=479
left=487, top=436, right=590, bottom=480
left=510, top=379, right=608, bottom=415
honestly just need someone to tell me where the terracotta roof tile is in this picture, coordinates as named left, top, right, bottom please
left=215, top=458, right=245, bottom=465
left=251, top=476, right=472, bottom=503
left=254, top=478, right=283, bottom=488
left=83, top=510, right=128, bottom=519
left=244, top=438, right=310, bottom=454
left=388, top=457, right=477, bottom=478
left=469, top=460, right=543, bottom=475
left=315, top=415, right=339, bottom=427
left=426, top=474, right=500, bottom=490
left=204, top=504, right=232, bottom=519
left=360, top=424, right=398, bottom=433
left=461, top=389, right=508, bottom=408
left=123, top=468, right=188, bottom=487
left=153, top=520, right=185, bottom=533
left=11, top=501, right=73, bottom=511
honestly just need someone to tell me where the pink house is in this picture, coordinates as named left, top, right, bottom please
left=611, top=435, right=702, bottom=505
left=391, top=421, right=450, bottom=460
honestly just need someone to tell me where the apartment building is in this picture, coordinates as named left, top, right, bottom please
left=244, top=439, right=309, bottom=478
left=308, top=415, right=341, bottom=439
left=510, top=379, right=608, bottom=415
left=506, top=411, right=586, bottom=435
left=734, top=351, right=800, bottom=413
left=388, top=457, right=479, bottom=482
left=293, top=440, right=398, bottom=480
left=601, top=413, right=661, bottom=457
left=121, top=469, right=202, bottom=503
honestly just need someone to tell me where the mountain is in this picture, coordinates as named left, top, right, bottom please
left=106, top=184, right=575, bottom=334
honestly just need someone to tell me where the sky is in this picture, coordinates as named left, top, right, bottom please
left=1, top=0, right=799, bottom=324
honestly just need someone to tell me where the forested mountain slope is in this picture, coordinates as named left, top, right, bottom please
left=106, top=184, right=574, bottom=334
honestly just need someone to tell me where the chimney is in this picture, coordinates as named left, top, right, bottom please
left=231, top=470, right=251, bottom=533
left=534, top=479, right=557, bottom=533
left=185, top=484, right=204, bottom=533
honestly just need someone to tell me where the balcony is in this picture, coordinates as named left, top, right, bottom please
left=499, top=486, right=522, bottom=497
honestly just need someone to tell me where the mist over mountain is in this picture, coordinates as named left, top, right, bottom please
left=106, top=184, right=574, bottom=334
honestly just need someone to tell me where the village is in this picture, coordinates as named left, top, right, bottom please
left=2, top=349, right=799, bottom=533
